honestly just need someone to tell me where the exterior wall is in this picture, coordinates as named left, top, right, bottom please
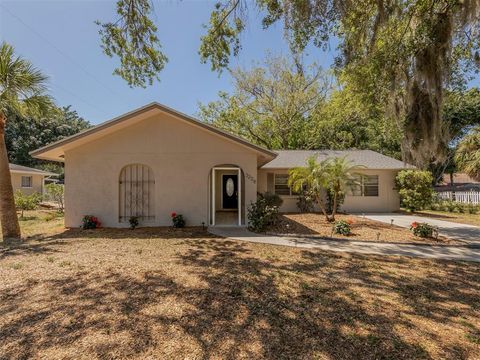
left=10, top=173, right=44, bottom=195
left=64, top=112, right=258, bottom=227
left=257, top=168, right=400, bottom=213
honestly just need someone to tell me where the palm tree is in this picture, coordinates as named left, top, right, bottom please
left=288, top=156, right=331, bottom=221
left=0, top=42, right=54, bottom=241
left=324, top=157, right=358, bottom=221
left=455, top=127, right=480, bottom=181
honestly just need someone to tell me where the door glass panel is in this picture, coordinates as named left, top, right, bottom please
left=226, top=178, right=234, bottom=196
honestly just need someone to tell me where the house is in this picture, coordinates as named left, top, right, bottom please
left=9, top=163, right=57, bottom=196
left=31, top=103, right=413, bottom=228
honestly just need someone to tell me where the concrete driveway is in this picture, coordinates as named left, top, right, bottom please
left=363, top=213, right=480, bottom=245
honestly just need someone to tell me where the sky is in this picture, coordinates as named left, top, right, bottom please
left=0, top=0, right=336, bottom=125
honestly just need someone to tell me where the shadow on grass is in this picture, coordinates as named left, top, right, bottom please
left=1, top=237, right=479, bottom=358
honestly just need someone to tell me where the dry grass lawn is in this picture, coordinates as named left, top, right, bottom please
left=0, top=215, right=479, bottom=359
left=269, top=213, right=459, bottom=245
left=405, top=209, right=480, bottom=227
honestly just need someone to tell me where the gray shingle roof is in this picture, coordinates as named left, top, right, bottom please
left=9, top=163, right=57, bottom=176
left=262, top=150, right=415, bottom=169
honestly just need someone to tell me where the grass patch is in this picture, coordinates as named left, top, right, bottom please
left=0, top=225, right=479, bottom=359
left=411, top=209, right=480, bottom=227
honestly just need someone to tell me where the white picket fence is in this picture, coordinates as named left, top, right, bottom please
left=437, top=191, right=480, bottom=204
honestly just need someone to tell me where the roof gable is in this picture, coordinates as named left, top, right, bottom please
left=30, top=102, right=277, bottom=164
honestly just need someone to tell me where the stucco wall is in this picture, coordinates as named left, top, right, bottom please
left=10, top=173, right=44, bottom=195
left=64, top=112, right=259, bottom=227
left=257, top=168, right=400, bottom=213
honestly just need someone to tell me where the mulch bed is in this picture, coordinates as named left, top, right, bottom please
left=267, top=213, right=461, bottom=245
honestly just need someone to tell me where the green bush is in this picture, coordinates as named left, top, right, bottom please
left=82, top=215, right=101, bottom=229
left=326, top=188, right=345, bottom=214
left=259, top=192, right=284, bottom=208
left=44, top=183, right=64, bottom=211
left=296, top=190, right=316, bottom=212
left=14, top=191, right=42, bottom=218
left=171, top=212, right=185, bottom=228
left=410, top=222, right=434, bottom=238
left=248, top=197, right=279, bottom=232
left=332, top=220, right=351, bottom=236
left=129, top=216, right=139, bottom=229
left=396, top=170, right=434, bottom=211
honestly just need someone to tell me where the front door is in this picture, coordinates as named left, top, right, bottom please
left=222, top=175, right=238, bottom=209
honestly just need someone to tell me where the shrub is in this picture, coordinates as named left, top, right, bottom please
left=82, top=215, right=101, bottom=229
left=14, top=191, right=42, bottom=218
left=248, top=197, right=279, bottom=232
left=410, top=222, right=434, bottom=238
left=332, top=220, right=351, bottom=236
left=296, top=190, right=316, bottom=212
left=259, top=192, right=283, bottom=208
left=44, top=183, right=64, bottom=211
left=129, top=216, right=139, bottom=229
left=395, top=170, right=434, bottom=211
left=171, top=212, right=185, bottom=228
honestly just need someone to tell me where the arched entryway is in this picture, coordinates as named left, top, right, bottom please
left=209, top=165, right=245, bottom=226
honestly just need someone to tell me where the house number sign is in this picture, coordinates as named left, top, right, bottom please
left=246, top=173, right=256, bottom=184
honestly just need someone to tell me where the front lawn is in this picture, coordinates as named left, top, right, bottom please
left=268, top=213, right=459, bottom=245
left=404, top=209, right=480, bottom=227
left=1, top=220, right=479, bottom=359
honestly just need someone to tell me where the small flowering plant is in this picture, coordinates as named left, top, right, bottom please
left=171, top=212, right=185, bottom=228
left=410, top=222, right=434, bottom=238
left=82, top=215, right=101, bottom=229
left=333, top=220, right=351, bottom=236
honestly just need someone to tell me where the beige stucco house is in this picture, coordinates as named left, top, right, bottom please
left=9, top=163, right=56, bottom=196
left=31, top=103, right=413, bottom=228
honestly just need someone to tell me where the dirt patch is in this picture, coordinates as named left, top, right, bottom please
left=267, top=213, right=460, bottom=245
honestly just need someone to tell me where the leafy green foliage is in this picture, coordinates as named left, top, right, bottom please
left=296, top=190, right=316, bottom=213
left=14, top=191, right=42, bottom=218
left=171, top=212, right=185, bottom=228
left=129, top=216, right=139, bottom=229
left=332, top=220, right=351, bottom=236
left=247, top=196, right=279, bottom=232
left=198, top=55, right=331, bottom=149
left=199, top=1, right=245, bottom=72
left=259, top=192, right=283, bottom=208
left=395, top=170, right=434, bottom=212
left=430, top=200, right=480, bottom=214
left=410, top=222, right=434, bottom=238
left=200, top=0, right=480, bottom=167
left=455, top=126, right=480, bottom=181
left=289, top=156, right=357, bottom=221
left=5, top=106, right=90, bottom=169
left=1, top=41, right=56, bottom=240
left=96, top=0, right=168, bottom=87
left=44, top=183, right=64, bottom=211
left=82, top=215, right=101, bottom=229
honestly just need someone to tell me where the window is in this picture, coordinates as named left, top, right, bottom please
left=349, top=175, right=379, bottom=197
left=119, top=164, right=155, bottom=222
left=274, top=174, right=298, bottom=196
left=21, top=176, right=32, bottom=188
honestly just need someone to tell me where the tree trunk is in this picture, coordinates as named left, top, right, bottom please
left=449, top=172, right=456, bottom=201
left=317, top=195, right=331, bottom=222
left=331, top=192, right=337, bottom=222
left=0, top=113, right=21, bottom=241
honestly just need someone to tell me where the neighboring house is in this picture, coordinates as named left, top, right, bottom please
left=435, top=173, right=480, bottom=192
left=31, top=103, right=413, bottom=228
left=9, top=163, right=57, bottom=196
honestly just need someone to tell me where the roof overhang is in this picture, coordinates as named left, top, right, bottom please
left=30, top=102, right=277, bottom=167
left=10, top=170, right=57, bottom=176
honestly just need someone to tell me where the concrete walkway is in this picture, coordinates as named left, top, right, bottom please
left=363, top=213, right=480, bottom=245
left=208, top=227, right=480, bottom=263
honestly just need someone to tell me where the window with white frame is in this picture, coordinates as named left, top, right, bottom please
left=274, top=174, right=299, bottom=196
left=21, top=176, right=32, bottom=188
left=349, top=175, right=379, bottom=197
